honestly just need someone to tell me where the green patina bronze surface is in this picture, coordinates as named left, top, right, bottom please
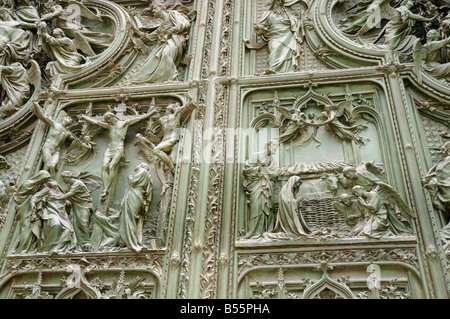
left=0, top=0, right=448, bottom=299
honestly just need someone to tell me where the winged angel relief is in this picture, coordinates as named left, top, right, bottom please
left=338, top=0, right=450, bottom=82
left=274, top=98, right=368, bottom=146
left=0, top=0, right=113, bottom=117
left=128, top=0, right=196, bottom=84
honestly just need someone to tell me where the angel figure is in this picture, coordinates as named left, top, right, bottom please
left=275, top=99, right=363, bottom=145
left=43, top=27, right=86, bottom=78
left=130, top=2, right=193, bottom=84
left=0, top=62, right=33, bottom=117
left=340, top=0, right=386, bottom=34
left=320, top=102, right=368, bottom=145
left=341, top=162, right=414, bottom=232
left=354, top=0, right=436, bottom=53
left=350, top=185, right=411, bottom=238
left=334, top=193, right=363, bottom=226
left=413, top=30, right=450, bottom=83
left=274, top=105, right=307, bottom=144
left=136, top=96, right=197, bottom=170
left=245, top=0, right=303, bottom=74
left=40, top=2, right=113, bottom=56
left=340, top=162, right=386, bottom=189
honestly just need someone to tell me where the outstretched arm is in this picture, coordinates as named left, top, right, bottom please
left=79, top=114, right=109, bottom=129
left=67, top=131, right=79, bottom=142
left=40, top=6, right=65, bottom=22
left=125, top=110, right=158, bottom=126
left=408, top=12, right=437, bottom=23
left=426, top=37, right=450, bottom=54
left=32, top=102, right=55, bottom=128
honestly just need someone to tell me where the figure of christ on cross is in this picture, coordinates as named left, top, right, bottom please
left=79, top=110, right=157, bottom=201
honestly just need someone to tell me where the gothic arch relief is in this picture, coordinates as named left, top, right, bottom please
left=3, top=91, right=196, bottom=257
left=236, top=251, right=426, bottom=299
left=236, top=80, right=416, bottom=242
left=0, top=255, right=163, bottom=299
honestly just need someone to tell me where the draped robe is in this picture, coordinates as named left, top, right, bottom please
left=44, top=34, right=85, bottom=77
left=243, top=152, right=277, bottom=238
left=264, top=176, right=311, bottom=239
left=14, top=170, right=50, bottom=253
left=119, top=165, right=153, bottom=253
left=0, top=62, right=30, bottom=115
left=131, top=10, right=191, bottom=84
left=32, top=185, right=76, bottom=253
left=66, top=180, right=93, bottom=248
left=257, top=9, right=301, bottom=73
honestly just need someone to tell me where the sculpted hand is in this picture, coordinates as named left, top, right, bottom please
left=31, top=101, right=41, bottom=113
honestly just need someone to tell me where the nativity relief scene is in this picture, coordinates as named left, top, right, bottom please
left=0, top=0, right=448, bottom=299
left=238, top=85, right=415, bottom=243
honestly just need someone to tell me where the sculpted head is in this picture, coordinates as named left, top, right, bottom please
left=62, top=116, right=72, bottom=127
left=338, top=193, right=352, bottom=205
left=427, top=29, right=441, bottom=42
left=270, top=0, right=285, bottom=10
left=61, top=171, right=74, bottom=183
left=136, top=162, right=150, bottom=172
left=440, top=141, right=450, bottom=158
left=33, top=170, right=51, bottom=184
left=52, top=28, right=65, bottom=39
left=104, top=112, right=118, bottom=125
left=343, top=167, right=356, bottom=179
left=49, top=4, right=63, bottom=14
left=0, top=8, right=13, bottom=21
left=150, top=2, right=164, bottom=18
left=404, top=0, right=414, bottom=9
left=166, top=102, right=181, bottom=114
left=443, top=14, right=450, bottom=34
left=292, top=176, right=302, bottom=189
left=47, top=179, right=60, bottom=191
left=352, top=185, right=365, bottom=197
